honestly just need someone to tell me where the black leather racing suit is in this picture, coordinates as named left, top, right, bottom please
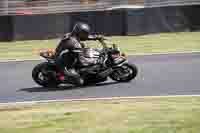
left=55, top=33, right=99, bottom=74
left=55, top=33, right=83, bottom=70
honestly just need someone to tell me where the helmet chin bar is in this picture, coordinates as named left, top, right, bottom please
left=79, top=31, right=89, bottom=41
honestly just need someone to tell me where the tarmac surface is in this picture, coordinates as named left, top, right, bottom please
left=0, top=53, right=200, bottom=103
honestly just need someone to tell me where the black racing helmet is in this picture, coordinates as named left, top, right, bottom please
left=72, top=22, right=91, bottom=40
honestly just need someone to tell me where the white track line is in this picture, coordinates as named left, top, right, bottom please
left=1, top=95, right=200, bottom=106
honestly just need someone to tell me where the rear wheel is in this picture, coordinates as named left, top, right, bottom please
left=32, top=62, right=60, bottom=87
left=110, top=63, right=138, bottom=82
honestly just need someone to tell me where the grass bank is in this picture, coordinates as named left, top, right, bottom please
left=0, top=96, right=200, bottom=133
left=0, top=32, right=200, bottom=60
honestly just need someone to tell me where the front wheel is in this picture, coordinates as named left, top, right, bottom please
left=32, top=62, right=60, bottom=87
left=110, top=63, right=138, bottom=82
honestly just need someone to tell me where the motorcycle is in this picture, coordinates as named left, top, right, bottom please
left=32, top=38, right=138, bottom=87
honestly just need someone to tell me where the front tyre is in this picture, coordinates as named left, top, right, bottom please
left=32, top=62, right=60, bottom=87
left=110, top=63, right=138, bottom=82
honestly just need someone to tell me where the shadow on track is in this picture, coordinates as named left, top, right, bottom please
left=18, top=81, right=120, bottom=93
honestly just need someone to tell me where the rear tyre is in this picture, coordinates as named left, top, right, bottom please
left=32, top=62, right=60, bottom=87
left=110, top=63, right=138, bottom=82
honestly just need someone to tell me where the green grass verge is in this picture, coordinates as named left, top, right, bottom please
left=0, top=32, right=200, bottom=60
left=0, top=97, right=200, bottom=133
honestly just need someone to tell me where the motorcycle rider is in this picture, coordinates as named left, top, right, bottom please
left=55, top=22, right=104, bottom=86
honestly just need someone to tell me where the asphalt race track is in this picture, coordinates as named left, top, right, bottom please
left=0, top=53, right=200, bottom=103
